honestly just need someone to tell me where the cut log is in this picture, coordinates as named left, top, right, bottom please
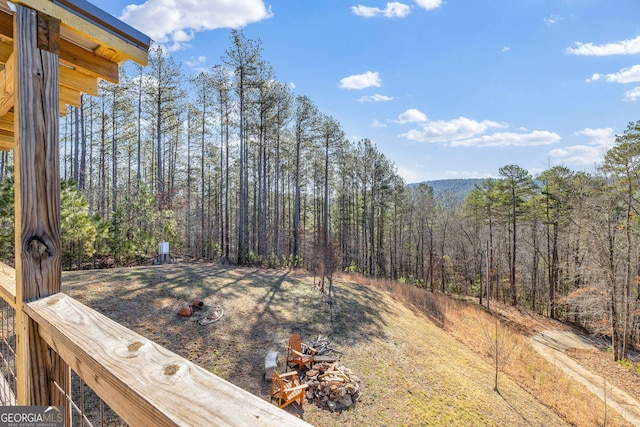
left=313, top=355, right=337, bottom=363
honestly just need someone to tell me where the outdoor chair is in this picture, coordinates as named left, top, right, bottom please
left=270, top=370, right=308, bottom=408
left=286, top=333, right=315, bottom=371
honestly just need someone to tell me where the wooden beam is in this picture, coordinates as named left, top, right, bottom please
left=0, top=112, right=14, bottom=132
left=15, top=0, right=148, bottom=66
left=0, top=261, right=16, bottom=308
left=0, top=10, right=11, bottom=41
left=60, top=85, right=80, bottom=107
left=60, top=37, right=118, bottom=83
left=13, top=5, right=65, bottom=407
left=60, top=64, right=97, bottom=95
left=37, top=11, right=60, bottom=55
left=25, top=294, right=312, bottom=427
left=0, top=8, right=121, bottom=83
left=0, top=52, right=15, bottom=117
left=0, top=39, right=12, bottom=63
left=0, top=129, right=14, bottom=148
left=94, top=43, right=129, bottom=64
left=52, top=0, right=149, bottom=52
left=0, top=138, right=13, bottom=151
left=15, top=7, right=62, bottom=300
left=0, top=122, right=14, bottom=151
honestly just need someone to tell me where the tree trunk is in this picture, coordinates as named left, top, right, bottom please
left=112, top=90, right=118, bottom=214
left=79, top=95, right=86, bottom=190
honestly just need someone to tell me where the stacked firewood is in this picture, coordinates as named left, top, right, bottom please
left=307, top=335, right=334, bottom=356
left=303, top=362, right=361, bottom=412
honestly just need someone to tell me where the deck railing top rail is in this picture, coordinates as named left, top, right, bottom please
left=0, top=261, right=309, bottom=426
left=0, top=262, right=15, bottom=308
left=25, top=293, right=310, bottom=426
left=0, top=264, right=309, bottom=426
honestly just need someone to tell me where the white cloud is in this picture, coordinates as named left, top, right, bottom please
left=185, top=55, right=206, bottom=68
left=385, top=2, right=411, bottom=17
left=575, top=127, right=615, bottom=146
left=358, top=93, right=394, bottom=102
left=172, top=29, right=193, bottom=43
left=548, top=146, right=605, bottom=166
left=371, top=119, right=387, bottom=128
left=607, top=65, right=640, bottom=83
left=450, top=130, right=561, bottom=147
left=398, top=114, right=561, bottom=148
left=544, top=15, right=564, bottom=25
left=351, top=2, right=410, bottom=18
left=400, top=116, right=506, bottom=143
left=588, top=65, right=640, bottom=84
left=351, top=0, right=441, bottom=17
left=339, top=71, right=382, bottom=89
left=351, top=5, right=379, bottom=18
left=587, top=73, right=601, bottom=82
left=396, top=108, right=427, bottom=123
left=625, top=86, right=640, bottom=101
left=566, top=34, right=640, bottom=56
left=120, top=0, right=272, bottom=51
left=414, top=0, right=442, bottom=10
left=502, top=46, right=511, bottom=52
left=549, top=128, right=613, bottom=166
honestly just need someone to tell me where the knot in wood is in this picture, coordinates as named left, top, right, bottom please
left=128, top=341, right=143, bottom=352
left=28, top=237, right=49, bottom=260
left=163, top=364, right=179, bottom=376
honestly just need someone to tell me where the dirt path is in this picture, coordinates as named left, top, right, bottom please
left=531, top=331, right=640, bottom=426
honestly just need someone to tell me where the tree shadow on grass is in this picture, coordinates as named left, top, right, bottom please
left=61, top=263, right=392, bottom=412
left=494, top=389, right=535, bottom=427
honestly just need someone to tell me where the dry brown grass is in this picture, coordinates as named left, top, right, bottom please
left=357, top=274, right=630, bottom=427
left=61, top=264, right=630, bottom=426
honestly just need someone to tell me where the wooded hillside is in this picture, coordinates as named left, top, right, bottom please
left=1, top=30, right=639, bottom=362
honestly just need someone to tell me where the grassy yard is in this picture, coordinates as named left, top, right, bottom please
left=62, top=263, right=630, bottom=426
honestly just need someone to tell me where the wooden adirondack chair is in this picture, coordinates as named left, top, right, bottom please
left=270, top=371, right=308, bottom=408
left=286, top=334, right=315, bottom=371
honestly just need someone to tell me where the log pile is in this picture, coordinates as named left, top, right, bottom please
left=307, top=334, right=335, bottom=356
left=303, top=362, right=361, bottom=412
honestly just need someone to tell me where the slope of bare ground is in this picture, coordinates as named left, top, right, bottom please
left=342, top=277, right=633, bottom=426
left=61, top=263, right=624, bottom=426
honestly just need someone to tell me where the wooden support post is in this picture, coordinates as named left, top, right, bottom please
left=13, top=4, right=68, bottom=411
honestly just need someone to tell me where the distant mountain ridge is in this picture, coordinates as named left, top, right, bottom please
left=409, top=178, right=484, bottom=200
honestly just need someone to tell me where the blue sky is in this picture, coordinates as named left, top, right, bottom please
left=100, top=0, right=640, bottom=183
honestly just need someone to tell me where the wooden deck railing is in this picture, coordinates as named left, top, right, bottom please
left=0, top=261, right=15, bottom=308
left=0, top=262, right=17, bottom=407
left=0, top=265, right=16, bottom=406
left=0, top=263, right=310, bottom=426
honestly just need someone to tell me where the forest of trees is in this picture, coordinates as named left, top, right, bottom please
left=1, top=30, right=640, bottom=362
